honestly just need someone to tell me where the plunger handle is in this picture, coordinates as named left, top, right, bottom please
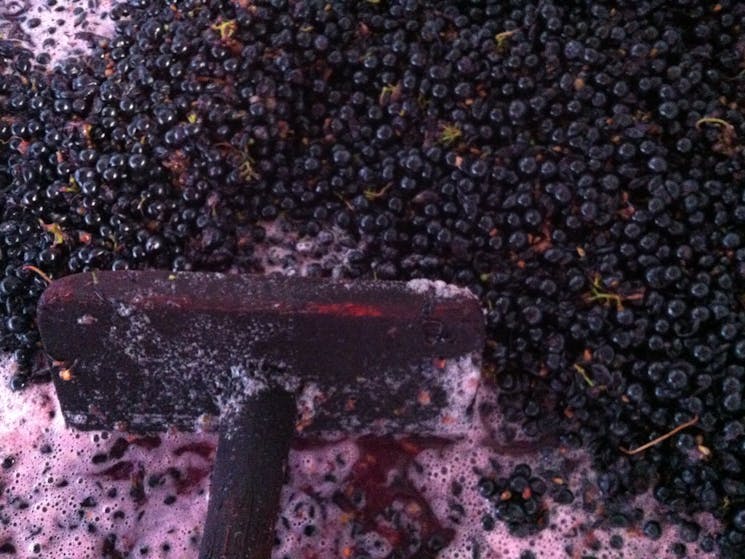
left=199, top=388, right=296, bottom=559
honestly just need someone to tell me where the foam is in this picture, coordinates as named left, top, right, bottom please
left=436, top=354, right=482, bottom=434
left=406, top=278, right=477, bottom=300
left=0, top=0, right=115, bottom=67
left=247, top=218, right=359, bottom=279
left=0, top=354, right=212, bottom=558
left=0, top=351, right=723, bottom=558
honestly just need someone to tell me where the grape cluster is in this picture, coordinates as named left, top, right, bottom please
left=2, top=0, right=745, bottom=556
left=478, top=464, right=554, bottom=537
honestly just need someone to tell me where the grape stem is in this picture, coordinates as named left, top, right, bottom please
left=619, top=415, right=699, bottom=456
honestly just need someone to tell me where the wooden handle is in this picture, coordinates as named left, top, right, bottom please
left=199, top=389, right=296, bottom=559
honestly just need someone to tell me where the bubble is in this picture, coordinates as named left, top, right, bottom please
left=0, top=0, right=116, bottom=67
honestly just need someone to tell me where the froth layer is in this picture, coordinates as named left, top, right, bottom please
left=1, top=354, right=720, bottom=558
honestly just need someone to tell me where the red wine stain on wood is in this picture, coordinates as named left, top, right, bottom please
left=304, top=302, right=385, bottom=317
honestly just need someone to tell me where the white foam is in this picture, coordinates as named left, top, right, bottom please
left=436, top=355, right=482, bottom=434
left=1, top=0, right=116, bottom=67
left=246, top=218, right=358, bottom=279
left=406, top=278, right=477, bottom=300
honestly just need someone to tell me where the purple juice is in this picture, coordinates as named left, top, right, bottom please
left=0, top=353, right=719, bottom=558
